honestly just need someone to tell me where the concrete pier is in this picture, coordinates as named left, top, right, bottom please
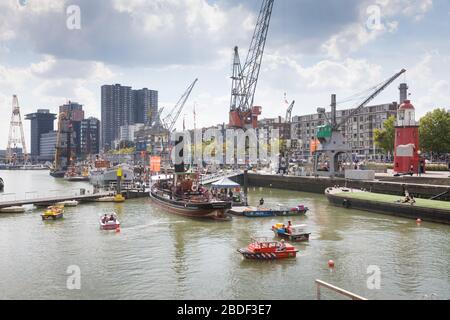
left=235, top=173, right=450, bottom=201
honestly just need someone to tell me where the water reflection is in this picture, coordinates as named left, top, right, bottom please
left=0, top=170, right=448, bottom=300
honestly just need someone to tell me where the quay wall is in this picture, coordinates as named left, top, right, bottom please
left=237, top=174, right=450, bottom=201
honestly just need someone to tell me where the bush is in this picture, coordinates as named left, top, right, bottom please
left=425, top=164, right=449, bottom=172
left=385, top=164, right=448, bottom=171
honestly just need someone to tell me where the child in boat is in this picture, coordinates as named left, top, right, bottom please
left=278, top=240, right=286, bottom=251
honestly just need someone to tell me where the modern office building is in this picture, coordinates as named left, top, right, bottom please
left=291, top=102, right=399, bottom=159
left=25, top=109, right=56, bottom=158
left=101, top=84, right=159, bottom=150
left=80, top=117, right=100, bottom=157
left=133, top=88, right=158, bottom=125
left=39, top=131, right=57, bottom=161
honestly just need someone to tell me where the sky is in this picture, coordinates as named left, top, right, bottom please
left=0, top=0, right=449, bottom=149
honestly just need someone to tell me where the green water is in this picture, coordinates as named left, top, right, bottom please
left=0, top=171, right=449, bottom=300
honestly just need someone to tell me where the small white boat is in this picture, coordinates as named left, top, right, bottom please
left=0, top=206, right=26, bottom=214
left=100, top=214, right=120, bottom=231
left=56, top=200, right=79, bottom=207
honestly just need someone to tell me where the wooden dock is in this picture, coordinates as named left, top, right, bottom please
left=0, top=191, right=113, bottom=209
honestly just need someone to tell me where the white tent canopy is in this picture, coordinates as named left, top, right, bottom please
left=211, top=178, right=241, bottom=189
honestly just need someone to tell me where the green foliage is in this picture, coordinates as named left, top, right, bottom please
left=419, top=109, right=450, bottom=154
left=374, top=116, right=396, bottom=154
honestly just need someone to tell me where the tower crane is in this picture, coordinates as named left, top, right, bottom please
left=229, top=0, right=275, bottom=129
left=161, top=78, right=198, bottom=132
left=314, top=69, right=406, bottom=176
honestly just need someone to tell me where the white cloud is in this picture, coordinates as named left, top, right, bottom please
left=408, top=51, right=450, bottom=115
left=264, top=53, right=383, bottom=91
left=321, top=0, right=433, bottom=59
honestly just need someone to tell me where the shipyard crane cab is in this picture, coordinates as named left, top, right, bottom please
left=313, top=69, right=407, bottom=177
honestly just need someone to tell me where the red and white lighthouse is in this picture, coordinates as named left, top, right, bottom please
left=394, top=100, right=420, bottom=174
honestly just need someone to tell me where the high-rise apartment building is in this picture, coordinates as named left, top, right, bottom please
left=101, top=84, right=158, bottom=149
left=101, top=84, right=133, bottom=149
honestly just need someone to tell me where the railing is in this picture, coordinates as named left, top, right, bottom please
left=0, top=188, right=89, bottom=203
left=200, top=170, right=242, bottom=185
left=316, top=280, right=368, bottom=301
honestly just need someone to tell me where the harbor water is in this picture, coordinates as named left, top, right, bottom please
left=0, top=171, right=449, bottom=300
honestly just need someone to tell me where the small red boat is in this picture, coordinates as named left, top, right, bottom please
left=238, top=238, right=298, bottom=260
left=100, top=214, right=120, bottom=231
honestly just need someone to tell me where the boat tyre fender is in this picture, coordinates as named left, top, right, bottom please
left=191, top=184, right=198, bottom=192
left=343, top=199, right=351, bottom=208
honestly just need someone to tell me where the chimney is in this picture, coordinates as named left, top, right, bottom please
left=399, top=83, right=409, bottom=104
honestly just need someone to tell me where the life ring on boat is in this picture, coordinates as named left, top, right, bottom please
left=191, top=184, right=199, bottom=192
left=342, top=199, right=351, bottom=208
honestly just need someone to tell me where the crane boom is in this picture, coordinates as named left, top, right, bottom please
left=240, top=0, right=274, bottom=112
left=336, top=69, right=406, bottom=130
left=229, top=0, right=274, bottom=129
left=162, top=79, right=198, bottom=132
left=285, top=100, right=295, bottom=124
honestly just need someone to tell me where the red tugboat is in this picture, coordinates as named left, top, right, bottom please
left=238, top=238, right=299, bottom=260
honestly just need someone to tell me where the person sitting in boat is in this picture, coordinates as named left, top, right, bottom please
left=102, top=215, right=108, bottom=224
left=278, top=239, right=286, bottom=251
left=109, top=214, right=116, bottom=222
left=287, top=221, right=293, bottom=234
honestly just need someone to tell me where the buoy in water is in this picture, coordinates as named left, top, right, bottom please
left=416, top=219, right=422, bottom=224
left=328, top=260, right=335, bottom=268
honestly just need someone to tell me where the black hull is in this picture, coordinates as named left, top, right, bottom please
left=50, top=171, right=66, bottom=178
left=150, top=189, right=232, bottom=220
left=274, top=232, right=310, bottom=242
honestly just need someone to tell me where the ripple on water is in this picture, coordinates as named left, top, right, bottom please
left=0, top=172, right=449, bottom=300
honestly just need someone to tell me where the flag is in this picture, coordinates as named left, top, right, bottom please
left=284, top=93, right=289, bottom=106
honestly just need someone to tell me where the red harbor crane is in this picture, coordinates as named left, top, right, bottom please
left=229, top=0, right=275, bottom=129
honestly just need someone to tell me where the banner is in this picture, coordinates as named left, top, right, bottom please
left=310, top=138, right=320, bottom=154
left=150, top=156, right=161, bottom=173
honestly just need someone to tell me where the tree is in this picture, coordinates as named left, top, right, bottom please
left=116, top=140, right=135, bottom=151
left=374, top=116, right=396, bottom=155
left=419, top=109, right=450, bottom=157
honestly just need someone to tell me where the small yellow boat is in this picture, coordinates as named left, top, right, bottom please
left=41, top=206, right=64, bottom=220
left=114, top=194, right=125, bottom=203
left=95, top=194, right=126, bottom=203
